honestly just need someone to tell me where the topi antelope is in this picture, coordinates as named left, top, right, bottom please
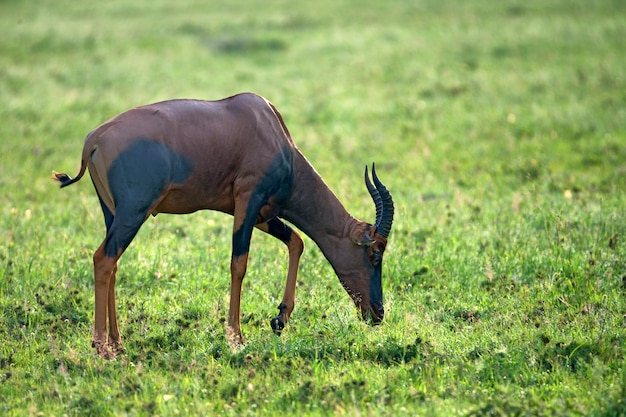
left=54, top=92, right=394, bottom=358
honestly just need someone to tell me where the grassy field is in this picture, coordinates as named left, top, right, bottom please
left=1, top=0, right=625, bottom=415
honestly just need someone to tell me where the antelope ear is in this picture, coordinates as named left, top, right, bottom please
left=354, top=233, right=374, bottom=246
left=351, top=223, right=375, bottom=246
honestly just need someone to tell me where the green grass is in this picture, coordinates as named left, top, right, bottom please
left=1, top=0, right=625, bottom=415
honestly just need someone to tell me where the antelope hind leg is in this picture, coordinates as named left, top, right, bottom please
left=92, top=246, right=118, bottom=359
left=107, top=262, right=124, bottom=355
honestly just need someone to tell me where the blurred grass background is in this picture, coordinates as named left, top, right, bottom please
left=1, top=0, right=625, bottom=415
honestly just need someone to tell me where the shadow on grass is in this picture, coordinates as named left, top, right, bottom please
left=226, top=335, right=441, bottom=368
left=4, top=284, right=90, bottom=337
left=203, top=37, right=288, bottom=54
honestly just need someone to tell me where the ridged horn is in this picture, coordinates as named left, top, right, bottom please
left=365, top=165, right=383, bottom=228
left=364, top=163, right=394, bottom=238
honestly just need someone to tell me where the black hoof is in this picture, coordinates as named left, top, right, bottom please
left=270, top=316, right=284, bottom=335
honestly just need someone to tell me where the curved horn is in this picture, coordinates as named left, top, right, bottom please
left=371, top=163, right=394, bottom=238
left=365, top=165, right=383, bottom=228
left=365, top=163, right=395, bottom=239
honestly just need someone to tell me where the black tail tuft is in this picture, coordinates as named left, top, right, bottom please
left=52, top=171, right=78, bottom=188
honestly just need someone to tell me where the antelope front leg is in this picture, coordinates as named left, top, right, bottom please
left=272, top=235, right=303, bottom=334
left=228, top=253, right=248, bottom=346
left=258, top=219, right=304, bottom=335
left=228, top=183, right=262, bottom=347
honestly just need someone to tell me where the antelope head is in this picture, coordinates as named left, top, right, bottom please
left=339, top=164, right=394, bottom=324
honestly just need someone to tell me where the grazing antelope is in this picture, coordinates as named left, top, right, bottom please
left=54, top=92, right=394, bottom=358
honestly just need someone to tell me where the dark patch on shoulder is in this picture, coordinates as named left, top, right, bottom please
left=260, top=146, right=294, bottom=205
left=232, top=147, right=293, bottom=257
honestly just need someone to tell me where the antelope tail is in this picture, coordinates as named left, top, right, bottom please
left=53, top=134, right=97, bottom=188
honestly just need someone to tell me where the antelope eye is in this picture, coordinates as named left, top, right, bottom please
left=371, top=249, right=382, bottom=266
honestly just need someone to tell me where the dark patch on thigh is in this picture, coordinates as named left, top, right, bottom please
left=107, top=138, right=193, bottom=209
left=232, top=147, right=293, bottom=257
left=103, top=138, right=193, bottom=257
left=92, top=177, right=115, bottom=231
left=103, top=210, right=145, bottom=258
